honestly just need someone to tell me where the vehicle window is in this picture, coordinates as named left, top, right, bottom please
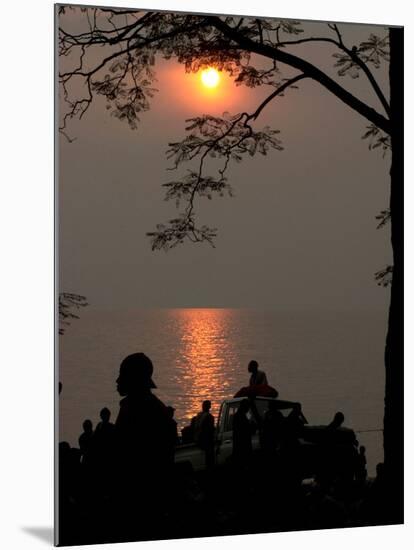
left=254, top=400, right=295, bottom=419
left=224, top=400, right=298, bottom=432
left=252, top=400, right=270, bottom=419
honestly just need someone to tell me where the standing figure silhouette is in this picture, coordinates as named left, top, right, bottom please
left=114, top=352, right=174, bottom=538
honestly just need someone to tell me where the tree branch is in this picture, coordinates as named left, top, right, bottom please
left=276, top=34, right=390, bottom=117
left=276, top=36, right=340, bottom=48
left=211, top=17, right=391, bottom=134
left=348, top=48, right=391, bottom=117
left=247, top=73, right=306, bottom=121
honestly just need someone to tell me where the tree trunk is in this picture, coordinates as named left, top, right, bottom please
left=383, top=26, right=404, bottom=523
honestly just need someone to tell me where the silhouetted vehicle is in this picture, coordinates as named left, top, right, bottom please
left=175, top=397, right=358, bottom=480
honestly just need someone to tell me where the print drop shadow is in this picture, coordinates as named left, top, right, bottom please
left=22, top=526, right=54, bottom=545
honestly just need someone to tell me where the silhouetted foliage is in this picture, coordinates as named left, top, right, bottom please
left=59, top=9, right=390, bottom=249
left=376, top=208, right=391, bottom=229
left=59, top=292, right=88, bottom=334
left=375, top=265, right=393, bottom=288
left=362, top=124, right=391, bottom=157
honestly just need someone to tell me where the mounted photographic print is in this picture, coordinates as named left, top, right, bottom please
left=56, top=3, right=404, bottom=546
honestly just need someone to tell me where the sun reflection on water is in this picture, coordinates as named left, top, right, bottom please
left=170, top=309, right=238, bottom=427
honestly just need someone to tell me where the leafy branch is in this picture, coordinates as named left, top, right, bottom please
left=362, top=123, right=392, bottom=157
left=375, top=265, right=393, bottom=287
left=376, top=209, right=391, bottom=229
left=59, top=293, right=88, bottom=335
left=59, top=8, right=392, bottom=259
left=147, top=73, right=305, bottom=250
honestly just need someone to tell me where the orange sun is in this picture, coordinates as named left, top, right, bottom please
left=200, top=67, right=220, bottom=88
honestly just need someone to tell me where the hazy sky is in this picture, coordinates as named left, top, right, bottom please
left=59, top=10, right=392, bottom=311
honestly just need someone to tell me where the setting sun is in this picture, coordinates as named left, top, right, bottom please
left=201, top=67, right=220, bottom=88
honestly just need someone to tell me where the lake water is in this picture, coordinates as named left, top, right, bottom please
left=59, top=308, right=388, bottom=475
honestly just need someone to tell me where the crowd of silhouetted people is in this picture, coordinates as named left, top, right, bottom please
left=58, top=353, right=389, bottom=545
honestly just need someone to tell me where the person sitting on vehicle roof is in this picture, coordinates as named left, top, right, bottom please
left=234, top=362, right=278, bottom=398
left=248, top=360, right=268, bottom=386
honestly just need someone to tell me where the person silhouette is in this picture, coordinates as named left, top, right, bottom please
left=165, top=405, right=179, bottom=463
left=95, top=407, right=115, bottom=444
left=193, top=400, right=215, bottom=469
left=114, top=352, right=173, bottom=525
left=261, top=401, right=284, bottom=455
left=248, top=360, right=268, bottom=386
left=78, top=419, right=94, bottom=458
left=94, top=407, right=116, bottom=482
left=355, top=445, right=367, bottom=482
left=232, top=399, right=254, bottom=469
left=328, top=411, right=345, bottom=429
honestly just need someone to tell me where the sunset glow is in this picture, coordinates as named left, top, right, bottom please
left=172, top=309, right=237, bottom=425
left=201, top=67, right=220, bottom=88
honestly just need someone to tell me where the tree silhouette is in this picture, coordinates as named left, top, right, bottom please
left=58, top=6, right=403, bottom=521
